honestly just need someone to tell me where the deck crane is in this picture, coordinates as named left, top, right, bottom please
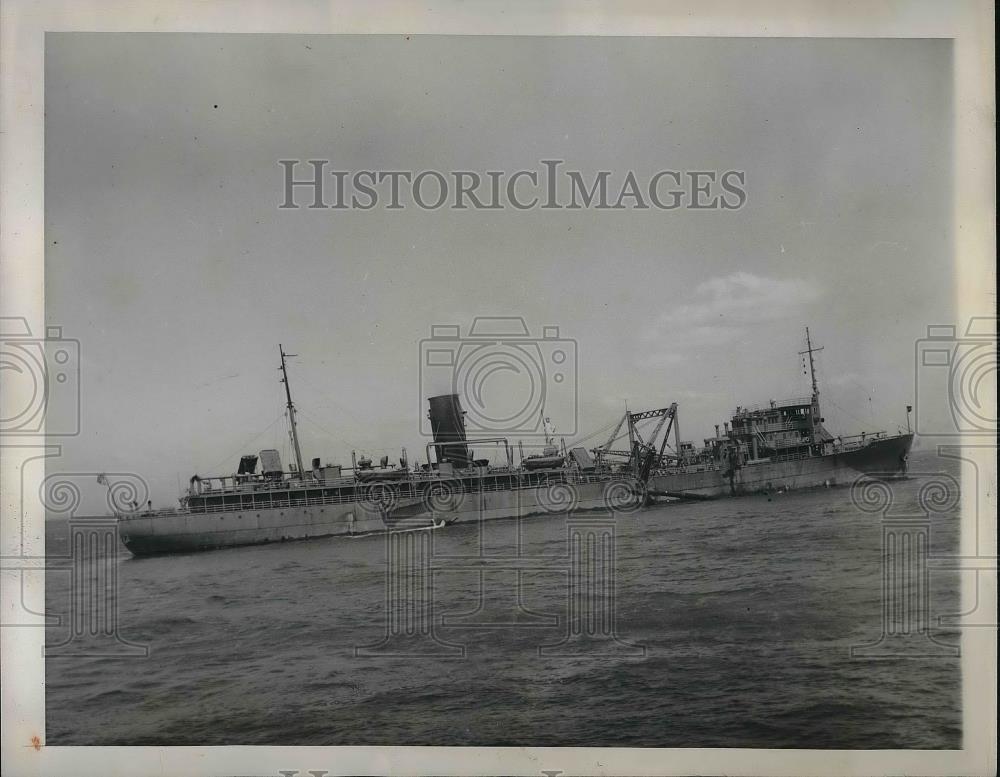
left=592, top=403, right=679, bottom=482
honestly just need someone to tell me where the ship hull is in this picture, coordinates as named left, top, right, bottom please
left=118, top=499, right=399, bottom=556
left=119, top=436, right=911, bottom=555
left=402, top=478, right=638, bottom=525
left=648, top=433, right=913, bottom=498
left=119, top=476, right=641, bottom=556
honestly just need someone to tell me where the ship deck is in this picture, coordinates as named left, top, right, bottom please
left=119, top=468, right=633, bottom=522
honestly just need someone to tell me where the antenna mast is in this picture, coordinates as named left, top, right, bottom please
left=798, top=326, right=824, bottom=399
left=279, top=344, right=306, bottom=478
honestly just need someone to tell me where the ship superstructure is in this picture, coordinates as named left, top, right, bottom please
left=596, top=329, right=912, bottom=498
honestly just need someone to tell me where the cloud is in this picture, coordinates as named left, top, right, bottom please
left=640, top=272, right=823, bottom=364
left=670, top=272, right=821, bottom=327
left=646, top=272, right=821, bottom=338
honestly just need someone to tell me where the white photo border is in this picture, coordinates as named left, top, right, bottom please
left=1, top=1, right=994, bottom=775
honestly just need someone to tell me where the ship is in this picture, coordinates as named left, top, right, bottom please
left=598, top=328, right=913, bottom=499
left=117, top=330, right=913, bottom=556
left=117, top=346, right=644, bottom=556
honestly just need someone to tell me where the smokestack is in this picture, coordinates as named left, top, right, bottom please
left=428, top=394, right=472, bottom=467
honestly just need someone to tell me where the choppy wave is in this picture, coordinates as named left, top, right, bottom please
left=44, top=450, right=961, bottom=747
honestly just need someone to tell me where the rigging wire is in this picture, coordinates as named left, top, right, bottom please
left=294, top=408, right=364, bottom=452
left=812, top=347, right=895, bottom=432
left=290, top=367, right=380, bottom=433
left=564, top=416, right=621, bottom=449
left=566, top=412, right=674, bottom=453
left=286, top=363, right=412, bottom=455
left=825, top=396, right=881, bottom=433
left=204, top=412, right=285, bottom=475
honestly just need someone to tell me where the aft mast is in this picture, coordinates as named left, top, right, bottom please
left=279, top=344, right=306, bottom=479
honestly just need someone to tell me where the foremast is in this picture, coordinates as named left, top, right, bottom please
left=279, top=344, right=306, bottom=478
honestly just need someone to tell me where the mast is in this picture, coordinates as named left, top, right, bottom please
left=800, top=326, right=823, bottom=399
left=279, top=344, right=306, bottom=478
left=798, top=327, right=824, bottom=446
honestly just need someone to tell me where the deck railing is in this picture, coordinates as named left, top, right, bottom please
left=118, top=470, right=635, bottom=521
left=734, top=397, right=813, bottom=415
left=747, top=419, right=810, bottom=433
left=834, top=431, right=888, bottom=451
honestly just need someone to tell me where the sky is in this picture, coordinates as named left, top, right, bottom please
left=44, top=34, right=954, bottom=512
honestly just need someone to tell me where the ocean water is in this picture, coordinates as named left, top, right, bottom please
left=45, top=450, right=961, bottom=747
